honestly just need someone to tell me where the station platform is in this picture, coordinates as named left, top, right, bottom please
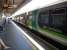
left=0, top=21, right=38, bottom=50
left=0, top=21, right=59, bottom=50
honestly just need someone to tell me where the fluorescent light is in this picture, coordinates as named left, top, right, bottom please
left=11, top=0, right=66, bottom=18
left=11, top=21, right=45, bottom=50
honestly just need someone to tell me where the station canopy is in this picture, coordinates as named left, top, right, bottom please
left=0, top=0, right=31, bottom=17
left=10, top=0, right=67, bottom=18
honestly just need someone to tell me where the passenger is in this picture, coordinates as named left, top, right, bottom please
left=0, top=18, right=4, bottom=31
left=0, top=26, right=3, bottom=32
left=8, top=18, right=10, bottom=23
left=2, top=18, right=6, bottom=27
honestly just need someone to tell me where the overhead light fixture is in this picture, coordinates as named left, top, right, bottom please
left=8, top=5, right=17, bottom=8
left=4, top=4, right=17, bottom=8
left=10, top=0, right=66, bottom=18
left=3, top=4, right=8, bottom=8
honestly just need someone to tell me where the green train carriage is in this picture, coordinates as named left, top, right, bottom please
left=26, top=1, right=67, bottom=46
left=14, top=1, right=67, bottom=46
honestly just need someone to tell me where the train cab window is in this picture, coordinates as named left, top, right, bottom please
left=20, top=17, right=24, bottom=23
left=27, top=11, right=33, bottom=26
left=27, top=15, right=32, bottom=26
left=16, top=17, right=19, bottom=22
left=38, top=11, right=49, bottom=28
left=29, top=15, right=32, bottom=20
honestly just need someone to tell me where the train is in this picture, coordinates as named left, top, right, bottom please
left=13, top=1, right=67, bottom=46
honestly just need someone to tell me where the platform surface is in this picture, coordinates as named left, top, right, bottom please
left=0, top=21, right=35, bottom=50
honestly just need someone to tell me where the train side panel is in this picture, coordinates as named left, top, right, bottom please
left=32, top=10, right=39, bottom=30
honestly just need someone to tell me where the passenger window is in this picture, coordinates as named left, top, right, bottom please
left=38, top=11, right=49, bottom=28
left=50, top=8, right=65, bottom=29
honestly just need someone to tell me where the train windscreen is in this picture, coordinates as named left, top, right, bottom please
left=27, top=15, right=32, bottom=26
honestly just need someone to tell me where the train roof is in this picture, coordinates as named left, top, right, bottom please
left=40, top=1, right=67, bottom=12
